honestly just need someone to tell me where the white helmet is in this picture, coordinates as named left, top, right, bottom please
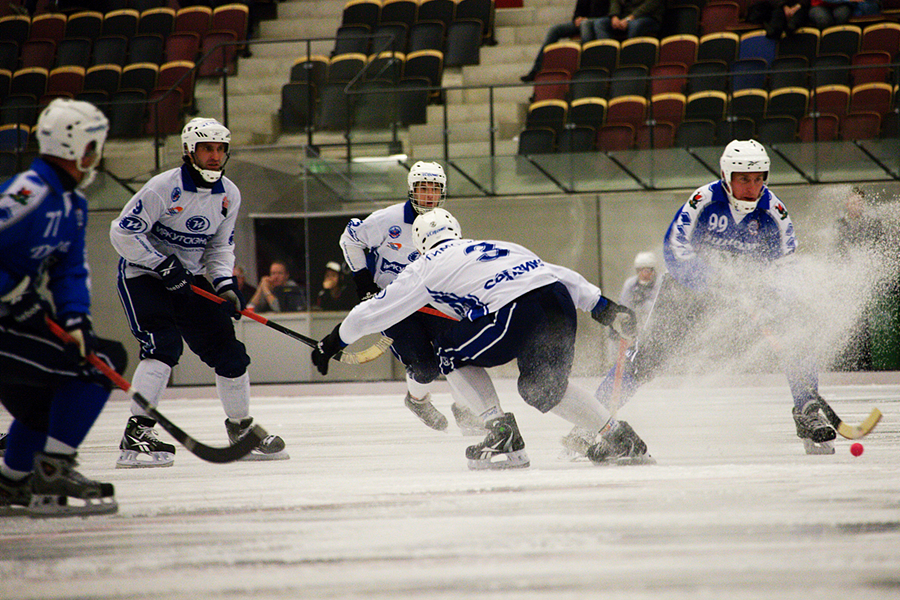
left=634, top=251, right=656, bottom=270
left=181, top=117, right=231, bottom=183
left=720, top=139, right=770, bottom=215
left=36, top=98, right=108, bottom=188
left=412, top=208, right=461, bottom=255
left=407, top=160, right=446, bottom=214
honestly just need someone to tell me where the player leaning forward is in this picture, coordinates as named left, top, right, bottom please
left=594, top=140, right=839, bottom=454
left=315, top=208, right=652, bottom=468
left=110, top=118, right=287, bottom=468
left=0, top=99, right=127, bottom=516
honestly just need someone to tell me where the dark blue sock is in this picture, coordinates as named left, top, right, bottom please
left=47, top=380, right=110, bottom=449
left=4, top=420, right=46, bottom=473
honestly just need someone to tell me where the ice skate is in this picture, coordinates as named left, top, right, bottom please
left=28, top=452, right=117, bottom=517
left=587, top=421, right=655, bottom=466
left=226, top=417, right=289, bottom=461
left=0, top=473, right=31, bottom=516
left=792, top=397, right=836, bottom=455
left=558, top=426, right=597, bottom=461
left=117, top=416, right=176, bottom=468
left=451, top=402, right=486, bottom=436
left=465, top=412, right=530, bottom=470
left=404, top=392, right=448, bottom=431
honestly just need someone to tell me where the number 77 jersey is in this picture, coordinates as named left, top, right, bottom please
left=663, top=179, right=796, bottom=291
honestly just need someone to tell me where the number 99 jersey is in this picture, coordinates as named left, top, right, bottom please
left=663, top=179, right=796, bottom=291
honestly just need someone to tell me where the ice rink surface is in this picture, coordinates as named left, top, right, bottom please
left=1, top=374, right=899, bottom=600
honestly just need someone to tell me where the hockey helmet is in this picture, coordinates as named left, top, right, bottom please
left=413, top=208, right=461, bottom=255
left=35, top=98, right=109, bottom=188
left=633, top=251, right=656, bottom=271
left=407, top=161, right=446, bottom=214
left=181, top=117, right=231, bottom=183
left=720, top=140, right=770, bottom=215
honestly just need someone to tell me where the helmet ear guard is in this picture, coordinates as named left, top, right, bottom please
left=719, top=139, right=770, bottom=215
left=412, top=208, right=462, bottom=254
left=407, top=161, right=447, bottom=214
left=36, top=98, right=109, bottom=187
left=181, top=117, right=231, bottom=183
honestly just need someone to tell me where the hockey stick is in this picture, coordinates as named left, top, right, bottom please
left=190, top=285, right=392, bottom=365
left=609, top=337, right=630, bottom=418
left=753, top=319, right=882, bottom=440
left=45, top=317, right=265, bottom=463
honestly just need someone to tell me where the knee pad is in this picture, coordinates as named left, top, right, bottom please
left=407, top=359, right=440, bottom=385
left=518, top=373, right=567, bottom=413
left=212, top=340, right=251, bottom=379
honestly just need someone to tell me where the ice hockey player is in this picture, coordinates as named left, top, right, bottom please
left=593, top=139, right=839, bottom=455
left=110, top=117, right=287, bottom=468
left=339, top=161, right=485, bottom=436
left=0, top=99, right=127, bottom=516
left=315, top=208, right=653, bottom=469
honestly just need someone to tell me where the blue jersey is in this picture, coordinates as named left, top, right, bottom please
left=0, top=158, right=91, bottom=317
left=663, top=180, right=796, bottom=290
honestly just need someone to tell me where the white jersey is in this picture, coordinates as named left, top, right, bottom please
left=339, top=201, right=421, bottom=289
left=339, top=238, right=604, bottom=344
left=110, top=165, right=240, bottom=283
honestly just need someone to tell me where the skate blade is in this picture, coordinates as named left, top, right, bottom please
left=802, top=439, right=835, bottom=455
left=116, top=450, right=175, bottom=468
left=27, top=494, right=118, bottom=518
left=591, top=454, right=657, bottom=467
left=239, top=450, right=291, bottom=461
left=467, top=449, right=530, bottom=470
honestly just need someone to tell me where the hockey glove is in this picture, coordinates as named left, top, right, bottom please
left=311, top=324, right=347, bottom=376
left=215, top=277, right=246, bottom=320
left=59, top=313, right=96, bottom=362
left=4, top=289, right=50, bottom=333
left=154, top=255, right=194, bottom=295
left=352, top=269, right=380, bottom=302
left=591, top=297, right=637, bottom=340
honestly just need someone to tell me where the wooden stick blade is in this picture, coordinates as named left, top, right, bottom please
left=835, top=408, right=882, bottom=440
left=338, top=336, right=393, bottom=364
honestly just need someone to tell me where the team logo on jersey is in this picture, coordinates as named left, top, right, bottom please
left=171, top=188, right=181, bottom=202
left=774, top=203, right=788, bottom=220
left=185, top=216, right=210, bottom=232
left=221, top=195, right=229, bottom=217
left=408, top=251, right=420, bottom=262
left=689, top=193, right=703, bottom=209
left=388, top=225, right=402, bottom=239
left=6, top=187, right=32, bottom=206
left=380, top=257, right=405, bottom=275
left=0, top=207, right=11, bottom=222
left=747, top=220, right=759, bottom=235
left=165, top=206, right=183, bottom=216
left=118, top=216, right=147, bottom=232
left=387, top=242, right=402, bottom=251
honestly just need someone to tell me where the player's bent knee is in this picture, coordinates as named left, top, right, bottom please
left=518, top=376, right=567, bottom=413
left=408, top=361, right=440, bottom=385
left=213, top=349, right=251, bottom=378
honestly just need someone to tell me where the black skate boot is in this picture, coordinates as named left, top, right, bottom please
left=0, top=472, right=31, bottom=516
left=29, top=452, right=117, bottom=517
left=559, top=426, right=597, bottom=461
left=465, top=412, right=529, bottom=470
left=226, top=417, right=289, bottom=461
left=792, top=397, right=836, bottom=455
left=117, top=415, right=176, bottom=468
left=586, top=421, right=655, bottom=466
left=451, top=402, right=486, bottom=436
left=404, top=392, right=448, bottom=431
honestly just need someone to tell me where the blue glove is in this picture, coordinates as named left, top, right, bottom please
left=591, top=297, right=637, bottom=340
left=215, top=276, right=246, bottom=320
left=311, top=324, right=346, bottom=376
left=154, top=255, right=193, bottom=295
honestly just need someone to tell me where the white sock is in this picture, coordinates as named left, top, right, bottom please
left=405, top=373, right=432, bottom=401
left=217, top=372, right=250, bottom=421
left=550, top=382, right=613, bottom=432
left=446, top=367, right=502, bottom=421
left=130, top=359, right=171, bottom=417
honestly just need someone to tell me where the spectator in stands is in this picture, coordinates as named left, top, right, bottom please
left=233, top=265, right=256, bottom=302
left=521, top=0, right=610, bottom=82
left=764, top=0, right=811, bottom=39
left=313, top=261, right=355, bottom=311
left=807, top=0, right=879, bottom=28
left=592, top=0, right=664, bottom=40
left=247, top=261, right=304, bottom=312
